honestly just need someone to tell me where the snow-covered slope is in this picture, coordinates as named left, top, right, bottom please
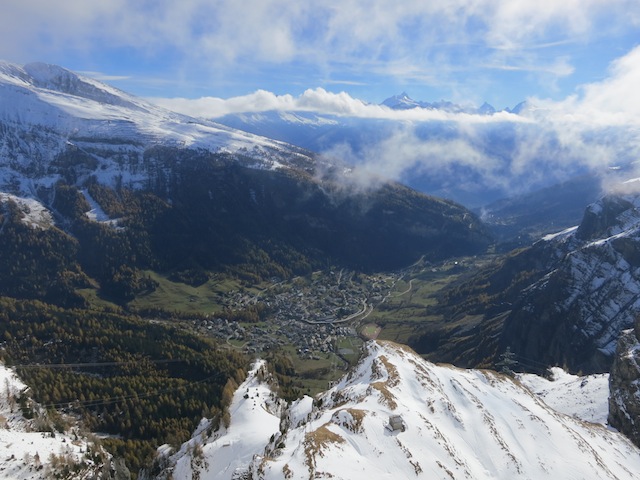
left=0, top=362, right=114, bottom=480
left=156, top=360, right=285, bottom=480
left=519, top=367, right=609, bottom=424
left=0, top=61, right=312, bottom=196
left=0, top=192, right=53, bottom=229
left=164, top=341, right=640, bottom=480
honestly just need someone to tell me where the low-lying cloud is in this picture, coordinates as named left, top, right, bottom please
left=296, top=46, right=640, bottom=203
left=149, top=88, right=522, bottom=124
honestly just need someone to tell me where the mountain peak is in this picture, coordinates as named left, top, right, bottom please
left=381, top=93, right=499, bottom=115
left=19, top=61, right=141, bottom=110
left=381, top=92, right=420, bottom=109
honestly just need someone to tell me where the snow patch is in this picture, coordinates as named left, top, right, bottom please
left=0, top=193, right=53, bottom=229
left=519, top=367, right=610, bottom=424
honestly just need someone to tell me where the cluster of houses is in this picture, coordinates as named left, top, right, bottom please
left=194, top=270, right=397, bottom=357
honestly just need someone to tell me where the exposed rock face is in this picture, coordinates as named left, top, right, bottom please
left=420, top=194, right=640, bottom=373
left=108, top=457, right=131, bottom=480
left=500, top=196, right=640, bottom=373
left=609, top=317, right=640, bottom=447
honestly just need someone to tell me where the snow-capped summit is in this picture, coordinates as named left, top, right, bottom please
left=163, top=341, right=640, bottom=480
left=381, top=92, right=422, bottom=109
left=21, top=62, right=140, bottom=110
left=380, top=93, right=499, bottom=115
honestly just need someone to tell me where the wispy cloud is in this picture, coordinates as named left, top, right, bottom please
left=2, top=0, right=638, bottom=95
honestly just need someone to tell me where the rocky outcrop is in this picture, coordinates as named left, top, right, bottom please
left=608, top=317, right=640, bottom=447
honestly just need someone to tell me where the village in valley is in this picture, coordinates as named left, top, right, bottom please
left=185, top=255, right=476, bottom=366
left=191, top=268, right=403, bottom=359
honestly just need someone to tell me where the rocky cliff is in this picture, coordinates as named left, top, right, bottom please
left=609, top=316, right=640, bottom=447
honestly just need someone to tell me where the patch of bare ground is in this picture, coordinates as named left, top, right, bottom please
left=332, top=408, right=367, bottom=433
left=304, top=423, right=345, bottom=475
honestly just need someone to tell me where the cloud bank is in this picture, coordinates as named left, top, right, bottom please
left=149, top=89, right=522, bottom=123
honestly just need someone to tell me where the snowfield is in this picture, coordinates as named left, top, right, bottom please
left=164, top=341, right=640, bottom=480
left=519, top=367, right=610, bottom=424
left=158, top=360, right=285, bottom=480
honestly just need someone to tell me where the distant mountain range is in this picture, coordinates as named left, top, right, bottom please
left=380, top=91, right=528, bottom=115
left=213, top=94, right=582, bottom=210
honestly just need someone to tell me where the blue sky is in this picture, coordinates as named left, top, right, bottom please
left=1, top=0, right=639, bottom=110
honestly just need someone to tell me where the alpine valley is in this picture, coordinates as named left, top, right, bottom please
left=1, top=61, right=640, bottom=479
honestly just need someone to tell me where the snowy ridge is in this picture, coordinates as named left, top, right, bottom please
left=0, top=61, right=313, bottom=196
left=0, top=362, right=110, bottom=480
left=170, top=341, right=640, bottom=480
left=156, top=360, right=285, bottom=480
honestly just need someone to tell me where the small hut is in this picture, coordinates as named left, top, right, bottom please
left=388, top=415, right=406, bottom=432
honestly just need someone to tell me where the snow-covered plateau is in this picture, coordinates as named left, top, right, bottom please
left=158, top=341, right=639, bottom=480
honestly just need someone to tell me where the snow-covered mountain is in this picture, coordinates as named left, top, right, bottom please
left=381, top=92, right=499, bottom=115
left=501, top=194, right=640, bottom=372
left=158, top=341, right=640, bottom=480
left=421, top=191, right=640, bottom=374
left=0, top=61, right=313, bottom=197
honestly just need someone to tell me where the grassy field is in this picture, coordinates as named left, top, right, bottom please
left=361, top=323, right=381, bottom=339
left=364, top=258, right=483, bottom=345
left=127, top=271, right=252, bottom=314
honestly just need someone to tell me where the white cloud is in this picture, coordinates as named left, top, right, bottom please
left=78, top=71, right=130, bottom=82
left=149, top=45, right=640, bottom=201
